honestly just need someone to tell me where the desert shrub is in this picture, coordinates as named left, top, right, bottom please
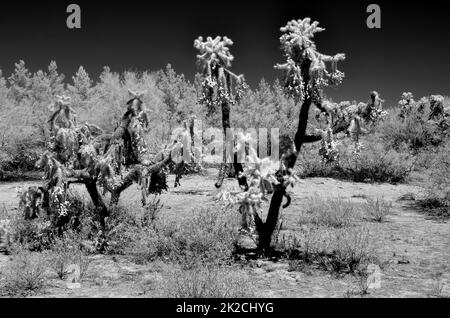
left=141, top=195, right=163, bottom=227
left=0, top=144, right=41, bottom=177
left=342, top=142, right=413, bottom=183
left=120, top=223, right=179, bottom=264
left=298, top=197, right=361, bottom=228
left=428, top=272, right=447, bottom=298
left=0, top=244, right=48, bottom=296
left=160, top=264, right=254, bottom=298
left=326, top=226, right=375, bottom=273
left=298, top=140, right=413, bottom=183
left=297, top=144, right=342, bottom=178
left=279, top=226, right=333, bottom=264
left=47, top=232, right=91, bottom=280
left=83, top=203, right=140, bottom=254
left=231, top=79, right=299, bottom=136
left=99, top=198, right=163, bottom=249
left=417, top=142, right=450, bottom=219
left=9, top=191, right=90, bottom=251
left=112, top=206, right=239, bottom=266
left=0, top=127, right=43, bottom=180
left=172, top=207, right=240, bottom=265
left=418, top=197, right=450, bottom=220
left=364, top=197, right=392, bottom=222
left=378, top=99, right=448, bottom=151
left=8, top=213, right=55, bottom=252
left=281, top=225, right=375, bottom=274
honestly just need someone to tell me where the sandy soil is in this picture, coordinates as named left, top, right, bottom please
left=0, top=170, right=449, bottom=298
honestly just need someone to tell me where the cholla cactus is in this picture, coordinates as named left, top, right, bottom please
left=318, top=127, right=339, bottom=164
left=21, top=91, right=184, bottom=225
left=313, top=91, right=386, bottom=163
left=398, top=93, right=446, bottom=122
left=429, top=95, right=445, bottom=120
left=194, top=35, right=249, bottom=190
left=275, top=18, right=346, bottom=166
left=275, top=18, right=346, bottom=104
left=194, top=36, right=247, bottom=113
left=48, top=95, right=77, bottom=131
left=194, top=36, right=235, bottom=72
left=364, top=91, right=387, bottom=123
left=398, top=92, right=415, bottom=119
left=216, top=134, right=298, bottom=235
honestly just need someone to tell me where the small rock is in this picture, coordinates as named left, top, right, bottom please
left=67, top=282, right=81, bottom=289
left=366, top=264, right=382, bottom=290
left=65, top=264, right=81, bottom=289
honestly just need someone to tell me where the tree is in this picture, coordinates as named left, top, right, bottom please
left=8, top=60, right=32, bottom=103
left=47, top=61, right=65, bottom=96
left=0, top=70, right=7, bottom=101
left=156, top=64, right=199, bottom=129
left=0, top=70, right=10, bottom=151
left=69, top=66, right=92, bottom=102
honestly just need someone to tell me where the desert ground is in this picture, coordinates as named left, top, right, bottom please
left=1, top=168, right=448, bottom=298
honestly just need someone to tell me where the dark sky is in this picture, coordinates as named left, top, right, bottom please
left=0, top=0, right=449, bottom=105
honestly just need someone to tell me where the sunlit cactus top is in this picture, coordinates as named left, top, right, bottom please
left=275, top=18, right=346, bottom=102
left=279, top=18, right=325, bottom=56
left=194, top=36, right=235, bottom=73
left=194, top=36, right=246, bottom=110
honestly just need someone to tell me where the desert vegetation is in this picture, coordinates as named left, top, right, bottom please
left=0, top=17, right=449, bottom=298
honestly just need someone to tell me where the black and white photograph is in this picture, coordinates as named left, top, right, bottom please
left=0, top=0, right=449, bottom=303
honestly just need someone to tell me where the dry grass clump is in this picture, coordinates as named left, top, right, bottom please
left=281, top=225, right=375, bottom=274
left=111, top=205, right=239, bottom=266
left=160, top=264, right=254, bottom=298
left=47, top=232, right=91, bottom=280
left=298, top=197, right=361, bottom=228
left=364, top=197, right=393, bottom=222
left=0, top=244, right=48, bottom=296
